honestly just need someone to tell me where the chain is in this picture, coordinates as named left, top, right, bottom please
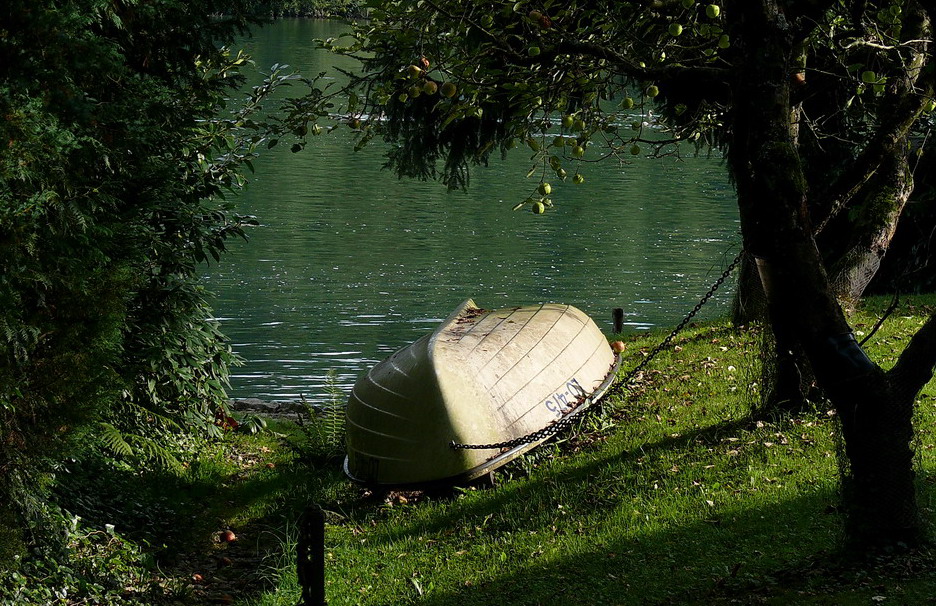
left=450, top=393, right=590, bottom=451
left=607, top=250, right=745, bottom=398
left=451, top=250, right=745, bottom=451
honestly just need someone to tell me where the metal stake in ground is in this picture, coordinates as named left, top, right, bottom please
left=297, top=504, right=326, bottom=606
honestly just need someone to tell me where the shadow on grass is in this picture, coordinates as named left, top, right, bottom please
left=292, top=415, right=849, bottom=605
left=369, top=490, right=936, bottom=606
left=366, top=416, right=761, bottom=546
left=348, top=416, right=936, bottom=606
left=371, top=490, right=846, bottom=606
left=52, top=443, right=348, bottom=603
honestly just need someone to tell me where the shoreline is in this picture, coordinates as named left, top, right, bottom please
left=228, top=397, right=314, bottom=418
left=259, top=7, right=366, bottom=20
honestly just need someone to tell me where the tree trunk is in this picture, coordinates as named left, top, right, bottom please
left=730, top=253, right=767, bottom=326
left=732, top=254, right=816, bottom=415
left=731, top=0, right=922, bottom=546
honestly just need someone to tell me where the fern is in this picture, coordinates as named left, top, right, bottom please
left=321, top=370, right=346, bottom=452
left=98, top=422, right=134, bottom=458
left=295, top=370, right=347, bottom=462
left=128, top=435, right=183, bottom=472
left=96, top=422, right=183, bottom=472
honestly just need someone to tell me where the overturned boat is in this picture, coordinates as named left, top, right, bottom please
left=344, top=299, right=620, bottom=486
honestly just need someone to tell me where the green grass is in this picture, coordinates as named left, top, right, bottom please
left=233, top=294, right=936, bottom=606
left=9, top=295, right=936, bottom=605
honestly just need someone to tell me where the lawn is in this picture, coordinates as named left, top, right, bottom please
left=241, top=294, right=936, bottom=605
left=12, top=295, right=936, bottom=605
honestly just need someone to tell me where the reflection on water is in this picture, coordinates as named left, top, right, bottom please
left=204, top=20, right=740, bottom=403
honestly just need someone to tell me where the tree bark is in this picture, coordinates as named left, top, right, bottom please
left=731, top=0, right=923, bottom=546
left=825, top=146, right=914, bottom=305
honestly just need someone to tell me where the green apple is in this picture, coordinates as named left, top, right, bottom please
left=668, top=23, right=683, bottom=36
left=407, top=64, right=423, bottom=78
left=571, top=145, right=585, bottom=158
left=532, top=200, right=546, bottom=214
left=573, top=118, right=586, bottom=131
left=646, top=85, right=660, bottom=97
left=562, top=114, right=574, bottom=128
left=537, top=182, right=552, bottom=195
left=621, top=97, right=635, bottom=109
left=408, top=85, right=422, bottom=98
left=630, top=144, right=641, bottom=155
left=423, top=80, right=438, bottom=95
left=440, top=82, right=457, bottom=98
left=706, top=4, right=720, bottom=18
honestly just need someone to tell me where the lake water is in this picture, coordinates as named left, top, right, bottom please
left=204, top=19, right=741, bottom=404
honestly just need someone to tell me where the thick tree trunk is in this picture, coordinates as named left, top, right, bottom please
left=732, top=254, right=815, bottom=414
left=731, top=0, right=922, bottom=546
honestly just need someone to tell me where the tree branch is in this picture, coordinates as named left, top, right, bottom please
left=812, top=6, right=933, bottom=234
left=516, top=38, right=733, bottom=88
left=887, top=312, right=936, bottom=400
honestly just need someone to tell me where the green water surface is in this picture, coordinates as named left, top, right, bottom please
left=204, top=19, right=741, bottom=403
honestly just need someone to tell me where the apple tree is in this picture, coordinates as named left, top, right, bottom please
left=307, top=0, right=936, bottom=546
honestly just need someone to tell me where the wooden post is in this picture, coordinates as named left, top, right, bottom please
left=297, top=504, right=326, bottom=606
left=612, top=308, right=624, bottom=334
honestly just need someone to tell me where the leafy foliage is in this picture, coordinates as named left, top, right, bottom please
left=0, top=0, right=333, bottom=567
left=0, top=507, right=164, bottom=605
left=246, top=0, right=363, bottom=18
left=318, top=0, right=934, bottom=215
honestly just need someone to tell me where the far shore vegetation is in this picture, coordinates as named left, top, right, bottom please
left=249, top=0, right=363, bottom=18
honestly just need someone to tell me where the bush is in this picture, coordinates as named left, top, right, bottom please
left=0, top=0, right=278, bottom=568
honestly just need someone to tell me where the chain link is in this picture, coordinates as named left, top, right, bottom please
left=451, top=250, right=745, bottom=451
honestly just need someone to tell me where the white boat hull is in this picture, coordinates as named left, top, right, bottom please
left=344, top=299, right=618, bottom=486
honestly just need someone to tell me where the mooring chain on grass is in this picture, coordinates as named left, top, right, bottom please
left=450, top=250, right=746, bottom=452
left=608, top=250, right=745, bottom=399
